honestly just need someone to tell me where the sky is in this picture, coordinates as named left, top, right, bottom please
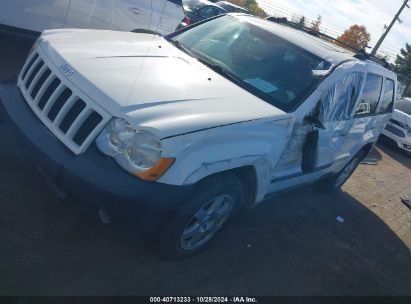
left=256, top=0, right=411, bottom=62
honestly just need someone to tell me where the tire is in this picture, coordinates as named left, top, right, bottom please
left=155, top=173, right=243, bottom=260
left=321, top=151, right=365, bottom=192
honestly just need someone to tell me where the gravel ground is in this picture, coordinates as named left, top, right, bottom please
left=0, top=31, right=410, bottom=296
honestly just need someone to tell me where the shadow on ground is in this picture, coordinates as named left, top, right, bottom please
left=0, top=136, right=410, bottom=296
left=0, top=31, right=36, bottom=83
left=377, top=139, right=411, bottom=171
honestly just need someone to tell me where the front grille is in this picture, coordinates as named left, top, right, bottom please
left=384, top=123, right=406, bottom=138
left=18, top=51, right=110, bottom=154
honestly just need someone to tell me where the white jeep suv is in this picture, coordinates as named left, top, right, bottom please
left=0, top=14, right=397, bottom=258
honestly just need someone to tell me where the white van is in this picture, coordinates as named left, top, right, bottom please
left=0, top=14, right=397, bottom=258
left=0, top=0, right=184, bottom=35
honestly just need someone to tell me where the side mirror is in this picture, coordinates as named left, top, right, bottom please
left=304, top=114, right=325, bottom=130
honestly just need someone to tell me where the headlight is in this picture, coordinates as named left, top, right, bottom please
left=106, top=118, right=136, bottom=150
left=96, top=118, right=174, bottom=181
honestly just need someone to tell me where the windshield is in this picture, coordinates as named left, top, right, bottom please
left=169, top=15, right=329, bottom=112
left=395, top=99, right=411, bottom=115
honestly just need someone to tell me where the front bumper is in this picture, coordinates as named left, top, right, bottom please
left=0, top=84, right=193, bottom=232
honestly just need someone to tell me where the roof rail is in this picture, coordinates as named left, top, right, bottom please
left=353, top=50, right=391, bottom=69
left=266, top=16, right=392, bottom=70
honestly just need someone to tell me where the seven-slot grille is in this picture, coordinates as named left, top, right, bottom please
left=18, top=51, right=110, bottom=154
left=384, top=123, right=406, bottom=138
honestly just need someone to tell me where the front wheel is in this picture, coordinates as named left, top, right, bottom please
left=321, top=152, right=364, bottom=192
left=155, top=173, right=243, bottom=260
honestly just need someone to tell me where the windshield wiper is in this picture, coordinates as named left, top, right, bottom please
left=196, top=56, right=279, bottom=104
left=166, top=38, right=196, bottom=58
left=166, top=38, right=245, bottom=87
left=196, top=56, right=244, bottom=86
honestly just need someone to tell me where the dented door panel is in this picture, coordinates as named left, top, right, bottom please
left=269, top=64, right=368, bottom=193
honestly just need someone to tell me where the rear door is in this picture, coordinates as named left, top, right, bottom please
left=346, top=72, right=385, bottom=157
left=0, top=0, right=70, bottom=32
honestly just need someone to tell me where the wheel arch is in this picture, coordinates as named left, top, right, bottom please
left=191, top=165, right=259, bottom=208
left=229, top=165, right=258, bottom=208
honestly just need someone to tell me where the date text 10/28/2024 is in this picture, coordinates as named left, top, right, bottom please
left=150, top=297, right=258, bottom=303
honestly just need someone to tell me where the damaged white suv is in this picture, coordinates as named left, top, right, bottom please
left=0, top=14, right=397, bottom=258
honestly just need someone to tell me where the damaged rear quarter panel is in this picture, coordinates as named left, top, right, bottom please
left=159, top=116, right=294, bottom=203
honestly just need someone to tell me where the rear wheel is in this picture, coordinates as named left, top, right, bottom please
left=156, top=173, right=243, bottom=259
left=321, top=152, right=364, bottom=192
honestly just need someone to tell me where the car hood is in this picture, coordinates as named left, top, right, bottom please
left=38, top=29, right=286, bottom=138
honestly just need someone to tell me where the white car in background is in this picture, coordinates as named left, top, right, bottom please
left=0, top=0, right=184, bottom=35
left=381, top=98, right=411, bottom=155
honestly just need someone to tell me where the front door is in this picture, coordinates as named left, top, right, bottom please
left=269, top=71, right=365, bottom=192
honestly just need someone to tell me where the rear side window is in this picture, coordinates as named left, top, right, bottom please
left=355, top=73, right=383, bottom=116
left=379, top=79, right=395, bottom=113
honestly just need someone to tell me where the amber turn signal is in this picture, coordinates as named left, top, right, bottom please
left=135, top=158, right=175, bottom=181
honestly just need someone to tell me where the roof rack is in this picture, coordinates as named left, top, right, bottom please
left=353, top=50, right=391, bottom=69
left=266, top=16, right=392, bottom=70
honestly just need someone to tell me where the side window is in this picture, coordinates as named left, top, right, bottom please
left=355, top=73, right=383, bottom=116
left=319, top=72, right=365, bottom=122
left=379, top=79, right=395, bottom=113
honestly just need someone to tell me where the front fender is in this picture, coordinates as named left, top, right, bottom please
left=159, top=116, right=294, bottom=203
